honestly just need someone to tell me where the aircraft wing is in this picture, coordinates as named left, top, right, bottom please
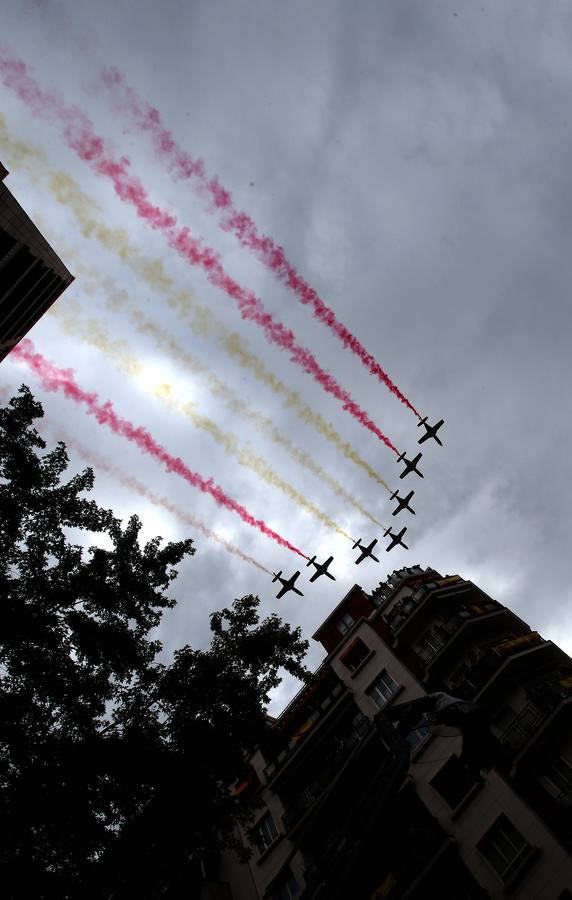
left=417, top=432, right=430, bottom=444
left=275, top=584, right=289, bottom=599
left=309, top=570, right=321, bottom=583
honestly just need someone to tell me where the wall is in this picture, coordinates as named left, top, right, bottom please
left=330, top=619, right=424, bottom=718
left=415, top=759, right=572, bottom=898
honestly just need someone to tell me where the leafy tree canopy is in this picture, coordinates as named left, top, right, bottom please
left=0, top=386, right=309, bottom=899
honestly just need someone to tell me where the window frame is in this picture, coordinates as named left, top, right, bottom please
left=272, top=866, right=300, bottom=900
left=540, top=754, right=572, bottom=803
left=477, top=814, right=535, bottom=884
left=339, top=637, right=370, bottom=672
left=430, top=753, right=480, bottom=811
left=366, top=669, right=399, bottom=710
left=253, top=810, right=279, bottom=854
left=337, top=612, right=355, bottom=636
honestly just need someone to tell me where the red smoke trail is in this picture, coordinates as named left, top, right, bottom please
left=61, top=437, right=272, bottom=573
left=10, top=339, right=307, bottom=558
left=0, top=51, right=399, bottom=454
left=100, top=67, right=420, bottom=418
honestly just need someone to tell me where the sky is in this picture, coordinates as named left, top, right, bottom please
left=1, top=0, right=572, bottom=712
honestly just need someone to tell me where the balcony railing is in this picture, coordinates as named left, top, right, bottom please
left=281, top=724, right=368, bottom=832
left=501, top=703, right=545, bottom=751
left=264, top=681, right=346, bottom=780
left=457, top=632, right=545, bottom=697
left=415, top=604, right=503, bottom=669
left=387, top=582, right=488, bottom=638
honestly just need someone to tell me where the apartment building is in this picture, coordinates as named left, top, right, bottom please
left=0, top=161, right=73, bottom=362
left=215, top=566, right=572, bottom=900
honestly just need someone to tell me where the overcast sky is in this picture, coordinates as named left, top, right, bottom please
left=1, top=0, right=572, bottom=711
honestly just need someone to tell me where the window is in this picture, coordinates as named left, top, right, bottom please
left=367, top=670, right=399, bottom=709
left=406, top=719, right=430, bottom=752
left=340, top=637, right=370, bottom=672
left=417, top=630, right=446, bottom=664
left=501, top=703, right=543, bottom=751
left=540, top=755, right=572, bottom=802
left=478, top=814, right=533, bottom=883
left=272, top=866, right=299, bottom=900
left=350, top=709, right=370, bottom=739
left=337, top=612, right=355, bottom=635
left=253, top=811, right=278, bottom=853
left=431, top=754, right=479, bottom=809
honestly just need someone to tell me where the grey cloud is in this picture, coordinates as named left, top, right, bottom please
left=1, top=0, right=572, bottom=698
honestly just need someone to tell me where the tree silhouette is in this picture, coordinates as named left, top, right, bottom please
left=0, top=387, right=308, bottom=899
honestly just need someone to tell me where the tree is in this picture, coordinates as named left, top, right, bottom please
left=0, top=387, right=309, bottom=899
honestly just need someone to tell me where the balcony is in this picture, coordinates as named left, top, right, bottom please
left=500, top=702, right=545, bottom=752
left=509, top=676, right=572, bottom=773
left=475, top=638, right=566, bottom=702
left=446, top=633, right=561, bottom=700
left=266, top=688, right=356, bottom=789
left=281, top=716, right=370, bottom=834
left=264, top=680, right=346, bottom=782
left=387, top=578, right=474, bottom=642
left=416, top=606, right=516, bottom=680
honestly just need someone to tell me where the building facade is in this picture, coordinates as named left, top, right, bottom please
left=0, top=161, right=73, bottom=362
left=217, top=566, right=572, bottom=900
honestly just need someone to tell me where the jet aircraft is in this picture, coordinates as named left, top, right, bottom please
left=417, top=416, right=444, bottom=446
left=383, top=526, right=409, bottom=552
left=352, top=538, right=380, bottom=565
left=397, top=451, right=424, bottom=479
left=306, top=555, right=336, bottom=583
left=390, top=489, right=416, bottom=517
left=272, top=570, right=304, bottom=599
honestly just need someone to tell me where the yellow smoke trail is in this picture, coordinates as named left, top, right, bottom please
left=52, top=302, right=353, bottom=540
left=54, top=255, right=383, bottom=527
left=0, top=117, right=392, bottom=493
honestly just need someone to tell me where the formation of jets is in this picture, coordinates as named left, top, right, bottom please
left=270, top=418, right=445, bottom=598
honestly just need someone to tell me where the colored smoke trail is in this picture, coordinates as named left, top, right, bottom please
left=10, top=339, right=307, bottom=558
left=51, top=304, right=354, bottom=541
left=58, top=435, right=272, bottom=573
left=0, top=52, right=399, bottom=454
left=0, top=121, right=392, bottom=491
left=59, top=264, right=383, bottom=526
left=100, top=66, right=420, bottom=417
left=0, top=378, right=269, bottom=569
